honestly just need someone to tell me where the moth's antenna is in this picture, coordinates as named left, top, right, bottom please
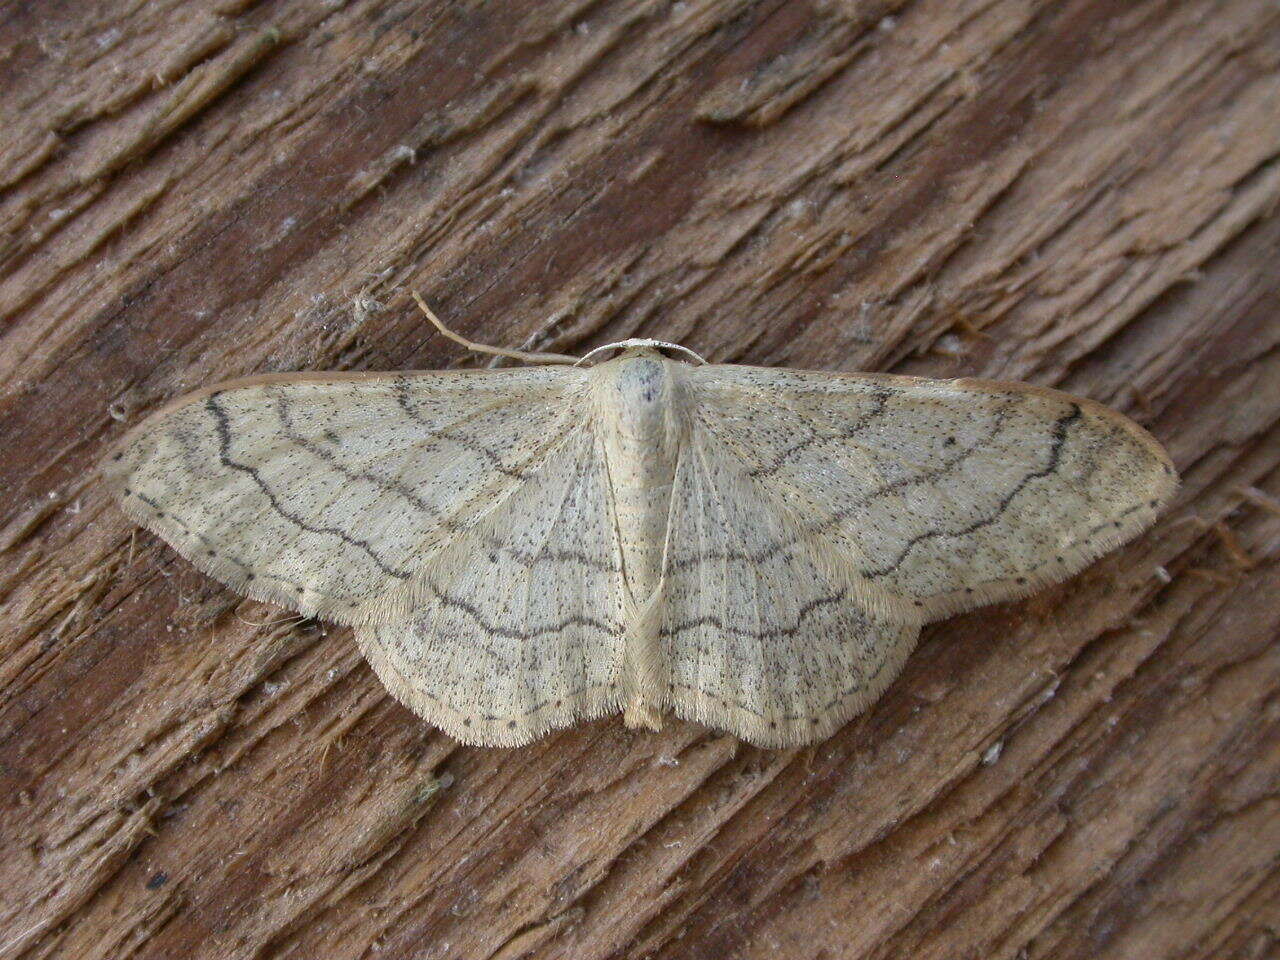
left=575, top=339, right=706, bottom=367
left=412, top=292, right=579, bottom=365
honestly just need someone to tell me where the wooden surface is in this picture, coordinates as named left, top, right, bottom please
left=1, top=1, right=1278, bottom=958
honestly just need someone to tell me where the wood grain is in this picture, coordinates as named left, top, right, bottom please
left=1, top=1, right=1277, bottom=958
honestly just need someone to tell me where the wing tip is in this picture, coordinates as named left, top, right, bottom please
left=918, top=463, right=1178, bottom=622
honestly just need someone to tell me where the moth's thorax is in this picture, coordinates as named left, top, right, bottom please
left=592, top=351, right=683, bottom=585
left=591, top=350, right=685, bottom=456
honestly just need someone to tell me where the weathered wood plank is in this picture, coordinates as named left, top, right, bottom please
left=1, top=1, right=1277, bottom=958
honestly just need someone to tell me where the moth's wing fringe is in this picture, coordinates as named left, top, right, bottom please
left=354, top=627, right=622, bottom=747
left=665, top=618, right=921, bottom=748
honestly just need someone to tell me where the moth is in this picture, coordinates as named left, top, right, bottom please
left=104, top=301, right=1176, bottom=746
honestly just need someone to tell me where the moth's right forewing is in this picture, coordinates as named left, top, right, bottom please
left=686, top=365, right=1177, bottom=621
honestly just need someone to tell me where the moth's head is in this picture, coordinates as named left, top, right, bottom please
left=574, top=338, right=706, bottom=367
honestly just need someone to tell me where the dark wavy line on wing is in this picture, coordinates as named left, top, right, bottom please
left=422, top=577, right=623, bottom=640
left=206, top=393, right=412, bottom=580
left=745, top=387, right=893, bottom=478
left=271, top=383, right=620, bottom=574
left=660, top=591, right=850, bottom=640
left=668, top=401, right=1013, bottom=571
left=269, top=388, right=461, bottom=528
left=669, top=627, right=906, bottom=722
left=394, top=376, right=530, bottom=479
left=860, top=403, right=1082, bottom=580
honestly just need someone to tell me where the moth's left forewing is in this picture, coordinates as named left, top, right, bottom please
left=685, top=364, right=1178, bottom=621
left=101, top=367, right=593, bottom=626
